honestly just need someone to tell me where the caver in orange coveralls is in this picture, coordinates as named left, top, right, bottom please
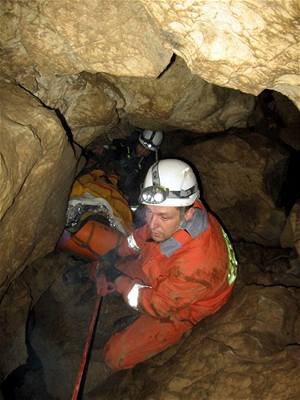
left=104, top=200, right=237, bottom=370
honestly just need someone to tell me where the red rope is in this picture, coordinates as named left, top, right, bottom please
left=71, top=295, right=103, bottom=400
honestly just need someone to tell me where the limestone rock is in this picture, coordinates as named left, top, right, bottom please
left=0, top=80, right=76, bottom=300
left=143, top=0, right=300, bottom=109
left=281, top=200, right=300, bottom=258
left=106, top=56, right=255, bottom=133
left=34, top=74, right=121, bottom=146
left=1, top=1, right=299, bottom=109
left=237, top=243, right=300, bottom=288
left=0, top=0, right=172, bottom=86
left=178, top=132, right=289, bottom=246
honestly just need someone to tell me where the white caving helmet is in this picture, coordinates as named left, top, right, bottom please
left=139, top=159, right=199, bottom=207
left=139, top=130, right=163, bottom=151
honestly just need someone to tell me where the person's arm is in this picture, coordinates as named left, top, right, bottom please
left=138, top=268, right=213, bottom=318
left=118, top=224, right=150, bottom=257
left=115, top=255, right=223, bottom=318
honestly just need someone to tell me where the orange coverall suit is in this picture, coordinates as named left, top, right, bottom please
left=104, top=200, right=236, bottom=370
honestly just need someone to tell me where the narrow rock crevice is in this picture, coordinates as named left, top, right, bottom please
left=156, top=53, right=177, bottom=79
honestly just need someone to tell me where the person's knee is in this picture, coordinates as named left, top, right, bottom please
left=103, top=340, right=133, bottom=371
left=103, top=342, right=119, bottom=370
left=103, top=316, right=191, bottom=371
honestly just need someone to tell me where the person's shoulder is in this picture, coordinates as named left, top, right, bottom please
left=111, top=138, right=127, bottom=147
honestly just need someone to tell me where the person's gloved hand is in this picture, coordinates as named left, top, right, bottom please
left=115, top=277, right=151, bottom=307
left=96, top=273, right=116, bottom=296
left=96, top=262, right=123, bottom=297
left=114, top=275, right=134, bottom=298
left=102, top=264, right=123, bottom=282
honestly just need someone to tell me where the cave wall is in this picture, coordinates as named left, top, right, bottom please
left=0, top=81, right=76, bottom=300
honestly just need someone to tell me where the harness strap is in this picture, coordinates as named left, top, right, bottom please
left=73, top=222, right=123, bottom=259
left=72, top=223, right=101, bottom=259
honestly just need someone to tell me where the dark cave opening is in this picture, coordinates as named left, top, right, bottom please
left=277, top=149, right=300, bottom=213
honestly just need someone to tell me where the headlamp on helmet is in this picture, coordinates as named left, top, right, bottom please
left=140, top=186, right=169, bottom=205
left=140, top=159, right=200, bottom=207
left=139, top=130, right=163, bottom=152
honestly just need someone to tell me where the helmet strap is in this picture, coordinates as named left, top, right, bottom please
left=152, top=162, right=161, bottom=186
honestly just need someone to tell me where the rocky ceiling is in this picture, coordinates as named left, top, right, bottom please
left=0, top=1, right=300, bottom=398
left=2, top=0, right=299, bottom=106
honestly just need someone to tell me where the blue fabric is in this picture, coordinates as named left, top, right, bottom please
left=181, top=208, right=208, bottom=238
left=160, top=237, right=182, bottom=257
